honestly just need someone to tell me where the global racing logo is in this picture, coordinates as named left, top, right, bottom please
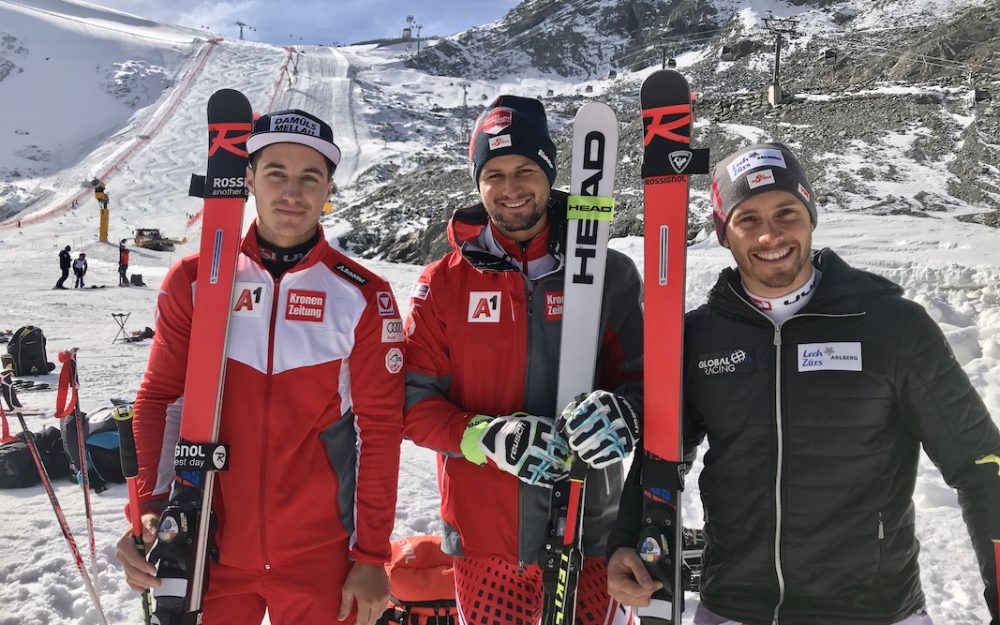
left=697, top=347, right=754, bottom=376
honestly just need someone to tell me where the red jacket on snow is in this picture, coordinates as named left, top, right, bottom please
left=403, top=192, right=644, bottom=564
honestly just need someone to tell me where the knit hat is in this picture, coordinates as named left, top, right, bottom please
left=247, top=109, right=341, bottom=169
left=710, top=142, right=816, bottom=243
left=469, top=95, right=557, bottom=188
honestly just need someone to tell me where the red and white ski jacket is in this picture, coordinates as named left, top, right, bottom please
left=132, top=222, right=404, bottom=569
left=403, top=192, right=644, bottom=564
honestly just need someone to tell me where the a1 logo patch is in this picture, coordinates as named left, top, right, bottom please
left=468, top=291, right=501, bottom=323
left=232, top=282, right=267, bottom=317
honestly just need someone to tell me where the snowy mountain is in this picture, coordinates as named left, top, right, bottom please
left=0, top=1, right=998, bottom=624
left=363, top=0, right=1000, bottom=263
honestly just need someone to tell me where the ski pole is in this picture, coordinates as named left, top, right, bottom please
left=113, top=404, right=154, bottom=624
left=56, top=349, right=101, bottom=594
left=1, top=368, right=109, bottom=625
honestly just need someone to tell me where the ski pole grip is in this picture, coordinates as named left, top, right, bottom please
left=113, top=406, right=139, bottom=479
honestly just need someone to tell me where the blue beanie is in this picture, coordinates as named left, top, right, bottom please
left=469, top=95, right=557, bottom=188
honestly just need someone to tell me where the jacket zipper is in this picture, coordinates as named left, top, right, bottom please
left=727, top=284, right=868, bottom=623
left=259, top=274, right=281, bottom=570
left=520, top=271, right=533, bottom=564
left=772, top=324, right=786, bottom=624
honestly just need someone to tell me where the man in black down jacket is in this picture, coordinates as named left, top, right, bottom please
left=55, top=245, right=71, bottom=289
left=607, top=143, right=1000, bottom=625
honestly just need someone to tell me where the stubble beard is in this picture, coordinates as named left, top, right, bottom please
left=489, top=192, right=550, bottom=235
left=741, top=248, right=811, bottom=291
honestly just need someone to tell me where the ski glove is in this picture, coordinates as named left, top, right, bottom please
left=461, top=413, right=569, bottom=487
left=561, top=390, right=640, bottom=469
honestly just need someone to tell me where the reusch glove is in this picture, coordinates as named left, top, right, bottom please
left=561, top=390, right=640, bottom=469
left=461, top=413, right=569, bottom=487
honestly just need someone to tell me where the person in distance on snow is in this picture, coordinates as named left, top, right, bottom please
left=606, top=142, right=1000, bottom=625
left=118, top=240, right=129, bottom=286
left=113, top=108, right=404, bottom=625
left=402, top=95, right=642, bottom=625
left=55, top=245, right=71, bottom=289
left=72, top=252, right=87, bottom=288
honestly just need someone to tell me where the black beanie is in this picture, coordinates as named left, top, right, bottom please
left=710, top=142, right=816, bottom=243
left=469, top=95, right=557, bottom=188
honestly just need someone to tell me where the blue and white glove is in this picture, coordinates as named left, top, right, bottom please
left=561, top=390, right=640, bottom=469
left=461, top=413, right=569, bottom=487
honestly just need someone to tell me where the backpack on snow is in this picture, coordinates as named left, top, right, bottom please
left=130, top=274, right=146, bottom=287
left=0, top=425, right=72, bottom=489
left=4, top=326, right=55, bottom=376
left=60, top=405, right=125, bottom=483
left=376, top=535, right=458, bottom=625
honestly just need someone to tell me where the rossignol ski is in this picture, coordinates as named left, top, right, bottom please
left=0, top=367, right=109, bottom=625
left=540, top=101, right=619, bottom=625
left=145, top=88, right=252, bottom=625
left=637, top=69, right=709, bottom=625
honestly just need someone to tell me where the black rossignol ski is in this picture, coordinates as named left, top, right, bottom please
left=0, top=367, right=109, bottom=625
left=638, top=69, right=709, bottom=625
left=540, top=102, right=620, bottom=625
left=145, top=88, right=251, bottom=625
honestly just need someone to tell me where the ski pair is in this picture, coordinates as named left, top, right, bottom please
left=635, top=70, right=710, bottom=624
left=540, top=102, right=620, bottom=625
left=539, top=70, right=707, bottom=625
left=0, top=365, right=109, bottom=625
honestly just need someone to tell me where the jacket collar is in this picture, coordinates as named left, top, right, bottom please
left=240, top=221, right=329, bottom=273
left=708, top=248, right=904, bottom=319
left=447, top=190, right=568, bottom=276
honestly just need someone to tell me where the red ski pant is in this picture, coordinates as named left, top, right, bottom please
left=454, top=555, right=633, bottom=625
left=202, top=546, right=355, bottom=625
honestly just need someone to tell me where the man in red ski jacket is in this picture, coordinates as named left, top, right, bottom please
left=114, top=109, right=404, bottom=625
left=403, top=95, right=643, bottom=625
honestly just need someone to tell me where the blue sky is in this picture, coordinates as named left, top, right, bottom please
left=95, top=0, right=521, bottom=45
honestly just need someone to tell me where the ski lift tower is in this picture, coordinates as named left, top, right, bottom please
left=235, top=21, right=253, bottom=40
left=763, top=15, right=799, bottom=107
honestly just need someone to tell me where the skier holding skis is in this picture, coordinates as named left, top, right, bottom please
left=403, top=95, right=642, bottom=625
left=607, top=142, right=1000, bottom=625
left=114, top=109, right=404, bottom=625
